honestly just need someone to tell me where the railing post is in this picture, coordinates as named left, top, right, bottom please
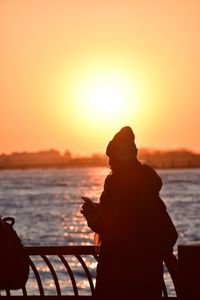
left=178, top=244, right=200, bottom=300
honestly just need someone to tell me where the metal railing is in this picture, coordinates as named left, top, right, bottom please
left=0, top=246, right=179, bottom=299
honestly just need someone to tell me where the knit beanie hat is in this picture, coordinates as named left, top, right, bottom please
left=106, top=126, right=137, bottom=160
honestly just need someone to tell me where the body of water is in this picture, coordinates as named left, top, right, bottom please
left=0, top=167, right=199, bottom=295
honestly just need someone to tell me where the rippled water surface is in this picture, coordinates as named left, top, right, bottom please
left=0, top=167, right=199, bottom=295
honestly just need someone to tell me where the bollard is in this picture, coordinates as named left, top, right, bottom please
left=178, top=244, right=200, bottom=300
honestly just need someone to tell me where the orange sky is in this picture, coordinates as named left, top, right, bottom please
left=0, top=0, right=200, bottom=155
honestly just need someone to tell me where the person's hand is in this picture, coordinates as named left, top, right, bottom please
left=81, top=197, right=98, bottom=218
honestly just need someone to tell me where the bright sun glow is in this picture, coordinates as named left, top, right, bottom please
left=89, top=82, right=124, bottom=114
left=74, top=71, right=139, bottom=126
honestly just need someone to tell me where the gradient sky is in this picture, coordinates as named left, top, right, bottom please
left=0, top=0, right=199, bottom=155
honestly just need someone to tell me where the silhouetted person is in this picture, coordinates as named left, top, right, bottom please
left=81, top=126, right=178, bottom=300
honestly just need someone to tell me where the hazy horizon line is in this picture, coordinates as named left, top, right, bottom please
left=0, top=146, right=199, bottom=157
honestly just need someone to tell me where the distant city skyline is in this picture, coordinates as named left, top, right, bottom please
left=1, top=1, right=200, bottom=155
left=0, top=145, right=200, bottom=157
left=0, top=148, right=199, bottom=170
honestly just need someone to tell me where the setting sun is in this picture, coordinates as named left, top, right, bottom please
left=73, top=70, right=139, bottom=127
left=89, top=83, right=123, bottom=114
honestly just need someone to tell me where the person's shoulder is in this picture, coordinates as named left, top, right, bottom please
left=142, top=164, right=157, bottom=175
left=141, top=164, right=162, bottom=191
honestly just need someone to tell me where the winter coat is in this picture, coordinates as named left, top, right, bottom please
left=85, top=160, right=178, bottom=299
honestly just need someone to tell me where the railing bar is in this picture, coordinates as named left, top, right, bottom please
left=28, top=257, right=44, bottom=296
left=162, top=276, right=168, bottom=299
left=26, top=246, right=96, bottom=255
left=92, top=254, right=99, bottom=261
left=41, top=255, right=62, bottom=296
left=5, top=289, right=10, bottom=296
left=22, top=286, right=27, bottom=296
left=164, top=255, right=180, bottom=298
left=0, top=296, right=100, bottom=299
left=58, top=255, right=79, bottom=296
left=75, top=255, right=95, bottom=295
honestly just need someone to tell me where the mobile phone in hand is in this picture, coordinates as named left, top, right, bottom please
left=81, top=196, right=92, bottom=203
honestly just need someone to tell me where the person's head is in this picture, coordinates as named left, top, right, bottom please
left=106, top=126, right=138, bottom=172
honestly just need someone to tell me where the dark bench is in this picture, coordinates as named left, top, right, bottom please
left=0, top=246, right=179, bottom=299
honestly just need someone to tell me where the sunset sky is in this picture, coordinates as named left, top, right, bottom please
left=0, top=0, right=199, bottom=155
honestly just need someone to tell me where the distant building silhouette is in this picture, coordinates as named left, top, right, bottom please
left=0, top=148, right=199, bottom=169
